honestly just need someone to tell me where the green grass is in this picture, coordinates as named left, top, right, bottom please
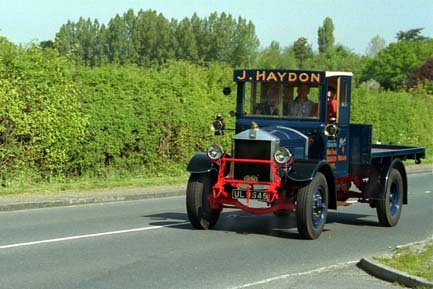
left=375, top=241, right=433, bottom=281
left=0, top=172, right=189, bottom=196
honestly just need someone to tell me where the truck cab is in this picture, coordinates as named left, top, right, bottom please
left=186, top=69, right=425, bottom=239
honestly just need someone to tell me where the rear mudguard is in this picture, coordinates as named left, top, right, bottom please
left=287, top=159, right=337, bottom=209
left=366, top=159, right=408, bottom=205
left=383, top=159, right=408, bottom=204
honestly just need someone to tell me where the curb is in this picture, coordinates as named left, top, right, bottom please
left=0, top=188, right=185, bottom=212
left=358, top=257, right=433, bottom=288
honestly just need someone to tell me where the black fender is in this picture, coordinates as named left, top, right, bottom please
left=287, top=159, right=337, bottom=210
left=186, top=153, right=216, bottom=174
left=383, top=158, right=408, bottom=204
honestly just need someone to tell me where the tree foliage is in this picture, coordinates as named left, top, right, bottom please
left=407, top=58, right=433, bottom=92
left=366, top=35, right=386, bottom=57
left=361, top=39, right=433, bottom=89
left=255, top=41, right=297, bottom=69
left=53, top=10, right=259, bottom=67
left=318, top=17, right=335, bottom=54
left=396, top=28, right=427, bottom=41
left=292, top=37, right=313, bottom=68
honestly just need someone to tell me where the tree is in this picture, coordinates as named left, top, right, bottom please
left=52, top=9, right=259, bottom=67
left=174, top=18, right=199, bottom=62
left=231, top=17, right=259, bottom=67
left=131, top=9, right=176, bottom=66
left=407, top=58, right=433, bottom=90
left=106, top=14, right=129, bottom=64
left=39, top=40, right=54, bottom=49
left=366, top=35, right=386, bottom=57
left=54, top=20, right=76, bottom=55
left=362, top=39, right=433, bottom=89
left=396, top=28, right=427, bottom=41
left=318, top=17, right=335, bottom=53
left=54, top=18, right=102, bottom=65
left=292, top=37, right=313, bottom=68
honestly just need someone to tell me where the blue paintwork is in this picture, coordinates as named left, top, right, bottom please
left=389, top=181, right=400, bottom=216
left=232, top=69, right=426, bottom=180
left=312, top=186, right=326, bottom=228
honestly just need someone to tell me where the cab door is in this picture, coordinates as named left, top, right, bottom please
left=333, top=76, right=351, bottom=178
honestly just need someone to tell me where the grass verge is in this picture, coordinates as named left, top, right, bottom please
left=374, top=240, right=433, bottom=281
left=0, top=172, right=189, bottom=196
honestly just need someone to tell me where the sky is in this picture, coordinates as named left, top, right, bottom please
left=0, top=0, right=432, bottom=54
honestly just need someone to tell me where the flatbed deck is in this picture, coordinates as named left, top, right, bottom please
left=371, top=144, right=425, bottom=164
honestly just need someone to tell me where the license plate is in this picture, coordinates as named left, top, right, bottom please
left=232, top=189, right=267, bottom=201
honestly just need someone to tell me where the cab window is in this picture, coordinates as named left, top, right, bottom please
left=243, top=82, right=321, bottom=119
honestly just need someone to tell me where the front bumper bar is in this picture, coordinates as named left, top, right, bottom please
left=210, top=156, right=295, bottom=214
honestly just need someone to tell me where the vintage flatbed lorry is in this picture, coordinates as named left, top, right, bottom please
left=186, top=69, right=425, bottom=239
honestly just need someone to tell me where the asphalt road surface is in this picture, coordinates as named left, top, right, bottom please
left=1, top=172, right=432, bottom=289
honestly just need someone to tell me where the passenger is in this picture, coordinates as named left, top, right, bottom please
left=289, top=84, right=314, bottom=117
left=327, top=86, right=337, bottom=121
left=262, top=84, right=280, bottom=115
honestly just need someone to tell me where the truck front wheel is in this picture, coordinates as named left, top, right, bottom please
left=376, top=169, right=403, bottom=227
left=186, top=173, right=220, bottom=229
left=296, top=172, right=328, bottom=240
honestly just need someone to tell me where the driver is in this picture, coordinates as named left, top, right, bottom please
left=289, top=84, right=314, bottom=117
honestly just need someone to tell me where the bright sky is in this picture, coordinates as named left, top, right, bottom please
left=0, top=0, right=432, bottom=54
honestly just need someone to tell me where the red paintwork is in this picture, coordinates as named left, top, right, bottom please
left=210, top=155, right=294, bottom=214
left=335, top=174, right=365, bottom=201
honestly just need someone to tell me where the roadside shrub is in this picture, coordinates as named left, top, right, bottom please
left=352, top=87, right=433, bottom=157
left=0, top=42, right=87, bottom=185
left=73, top=61, right=233, bottom=177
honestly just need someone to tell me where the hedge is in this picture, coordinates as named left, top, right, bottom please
left=0, top=41, right=431, bottom=187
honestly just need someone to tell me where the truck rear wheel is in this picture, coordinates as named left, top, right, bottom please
left=296, top=172, right=328, bottom=240
left=186, top=173, right=220, bottom=229
left=376, top=169, right=403, bottom=227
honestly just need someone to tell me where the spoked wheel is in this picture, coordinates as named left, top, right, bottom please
left=296, top=172, right=328, bottom=239
left=376, top=169, right=403, bottom=227
left=186, top=173, right=220, bottom=229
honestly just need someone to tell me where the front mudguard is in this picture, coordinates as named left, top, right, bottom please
left=287, top=159, right=337, bottom=209
left=186, top=153, right=231, bottom=183
left=186, top=153, right=216, bottom=174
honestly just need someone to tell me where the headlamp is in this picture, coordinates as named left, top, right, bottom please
left=207, top=144, right=224, bottom=160
left=274, top=147, right=292, bottom=164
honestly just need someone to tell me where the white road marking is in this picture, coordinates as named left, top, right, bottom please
left=425, top=191, right=431, bottom=194
left=229, top=260, right=358, bottom=289
left=0, top=222, right=190, bottom=249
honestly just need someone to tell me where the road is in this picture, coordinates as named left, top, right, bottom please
left=0, top=172, right=432, bottom=289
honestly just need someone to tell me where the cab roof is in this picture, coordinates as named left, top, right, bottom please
left=325, top=71, right=353, bottom=77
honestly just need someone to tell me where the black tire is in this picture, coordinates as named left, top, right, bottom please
left=186, top=173, right=220, bottom=229
left=376, top=169, right=403, bottom=227
left=273, top=210, right=292, bottom=218
left=296, top=172, right=328, bottom=240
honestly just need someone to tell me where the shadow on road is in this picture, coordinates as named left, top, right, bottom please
left=327, top=212, right=380, bottom=227
left=142, top=211, right=303, bottom=239
left=142, top=210, right=381, bottom=239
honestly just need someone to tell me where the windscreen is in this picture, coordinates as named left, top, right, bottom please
left=243, top=82, right=321, bottom=120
